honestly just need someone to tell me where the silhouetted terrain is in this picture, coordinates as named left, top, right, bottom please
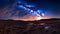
left=0, top=18, right=60, bottom=34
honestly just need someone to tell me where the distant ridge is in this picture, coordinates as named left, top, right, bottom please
left=0, top=18, right=60, bottom=22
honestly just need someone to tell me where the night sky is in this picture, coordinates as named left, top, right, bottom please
left=0, top=0, right=60, bottom=20
left=24, top=0, right=60, bottom=18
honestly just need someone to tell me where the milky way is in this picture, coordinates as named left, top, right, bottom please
left=1, top=0, right=60, bottom=21
left=0, top=0, right=46, bottom=21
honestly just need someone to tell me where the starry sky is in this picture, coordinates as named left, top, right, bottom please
left=0, top=0, right=60, bottom=20
left=24, top=0, right=60, bottom=18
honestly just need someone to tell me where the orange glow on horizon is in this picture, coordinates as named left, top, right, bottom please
left=11, top=16, right=42, bottom=21
left=11, top=15, right=50, bottom=21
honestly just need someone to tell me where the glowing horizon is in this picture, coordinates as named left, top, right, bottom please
left=10, top=15, right=49, bottom=21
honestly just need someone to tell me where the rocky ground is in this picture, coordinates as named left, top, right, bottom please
left=0, top=19, right=60, bottom=34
